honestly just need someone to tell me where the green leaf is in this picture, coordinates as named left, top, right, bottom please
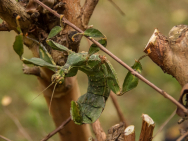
left=88, top=38, right=107, bottom=56
left=39, top=46, right=56, bottom=65
left=70, top=101, right=83, bottom=125
left=46, top=40, right=71, bottom=53
left=22, top=57, right=58, bottom=72
left=48, top=26, right=62, bottom=39
left=122, top=61, right=142, bottom=93
left=83, top=28, right=105, bottom=38
left=13, top=35, right=24, bottom=59
left=105, top=60, right=121, bottom=95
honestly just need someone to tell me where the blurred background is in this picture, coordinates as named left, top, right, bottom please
left=1, top=0, right=188, bottom=140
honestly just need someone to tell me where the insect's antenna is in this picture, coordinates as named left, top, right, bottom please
left=49, top=83, right=57, bottom=115
left=28, top=82, right=54, bottom=105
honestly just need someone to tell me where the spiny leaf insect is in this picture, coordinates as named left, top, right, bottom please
left=13, top=16, right=142, bottom=125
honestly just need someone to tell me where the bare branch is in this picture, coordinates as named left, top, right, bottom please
left=23, top=64, right=41, bottom=76
left=106, top=122, right=125, bottom=141
left=0, top=21, right=11, bottom=31
left=139, top=114, right=155, bottom=141
left=92, top=119, right=106, bottom=141
left=0, top=0, right=31, bottom=32
left=0, top=135, right=12, bottom=141
left=177, top=131, right=188, bottom=141
left=124, top=125, right=135, bottom=141
left=153, top=110, right=176, bottom=139
left=4, top=108, right=33, bottom=141
left=108, top=0, right=125, bottom=16
left=110, top=92, right=127, bottom=127
left=82, top=0, right=99, bottom=27
left=41, top=116, right=71, bottom=141
left=32, top=0, right=188, bottom=116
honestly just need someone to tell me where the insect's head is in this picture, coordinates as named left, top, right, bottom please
left=51, top=72, right=65, bottom=85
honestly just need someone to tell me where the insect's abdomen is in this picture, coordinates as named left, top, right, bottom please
left=76, top=74, right=110, bottom=124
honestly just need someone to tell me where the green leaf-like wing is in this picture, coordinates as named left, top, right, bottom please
left=70, top=101, right=83, bottom=125
left=39, top=46, right=56, bottom=65
left=48, top=26, right=62, bottom=39
left=88, top=38, right=107, bottom=56
left=105, top=60, right=121, bottom=95
left=22, top=57, right=58, bottom=72
left=13, top=35, right=23, bottom=59
left=46, top=40, right=71, bottom=53
left=122, top=60, right=142, bottom=93
left=83, top=28, right=105, bottom=38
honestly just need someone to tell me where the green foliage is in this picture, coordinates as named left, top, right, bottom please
left=47, top=26, right=62, bottom=39
left=83, top=28, right=105, bottom=38
left=46, top=40, right=70, bottom=53
left=13, top=35, right=23, bottom=59
left=122, top=60, right=142, bottom=93
left=22, top=57, right=59, bottom=72
left=88, top=38, right=107, bottom=56
left=70, top=101, right=83, bottom=125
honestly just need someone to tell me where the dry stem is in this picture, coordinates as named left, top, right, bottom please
left=41, top=116, right=71, bottom=141
left=0, top=135, right=12, bottom=141
left=124, top=125, right=135, bottom=141
left=92, top=119, right=106, bottom=141
left=139, top=114, right=155, bottom=141
left=33, top=0, right=188, bottom=115
left=110, top=92, right=127, bottom=126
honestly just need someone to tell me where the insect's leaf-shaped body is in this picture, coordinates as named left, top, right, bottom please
left=22, top=57, right=59, bottom=72
left=13, top=35, right=23, bottom=59
left=65, top=53, right=110, bottom=124
left=122, top=60, right=142, bottom=93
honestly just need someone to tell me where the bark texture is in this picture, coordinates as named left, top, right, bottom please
left=144, top=25, right=188, bottom=87
left=0, top=0, right=99, bottom=140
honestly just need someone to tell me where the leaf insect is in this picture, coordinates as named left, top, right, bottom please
left=13, top=18, right=143, bottom=124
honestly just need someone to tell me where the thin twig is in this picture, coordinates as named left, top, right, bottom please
left=0, top=135, right=12, bottom=141
left=110, top=92, right=127, bottom=127
left=153, top=109, right=176, bottom=139
left=177, top=131, right=188, bottom=141
left=41, top=116, right=71, bottom=141
left=4, top=108, right=33, bottom=141
left=33, top=0, right=188, bottom=114
left=108, top=0, right=125, bottom=16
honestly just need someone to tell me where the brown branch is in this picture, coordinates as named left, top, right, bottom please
left=3, top=108, right=33, bottom=141
left=23, top=64, right=41, bottom=76
left=92, top=119, right=106, bottom=141
left=32, top=0, right=188, bottom=115
left=0, top=0, right=31, bottom=32
left=124, top=125, right=135, bottom=141
left=106, top=122, right=125, bottom=141
left=110, top=92, right=127, bottom=127
left=41, top=116, right=71, bottom=141
left=0, top=135, right=12, bottom=141
left=139, top=114, right=155, bottom=141
left=153, top=109, right=176, bottom=139
left=82, top=0, right=99, bottom=27
left=0, top=21, right=11, bottom=31
left=177, top=131, right=188, bottom=141
left=108, top=0, right=125, bottom=16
